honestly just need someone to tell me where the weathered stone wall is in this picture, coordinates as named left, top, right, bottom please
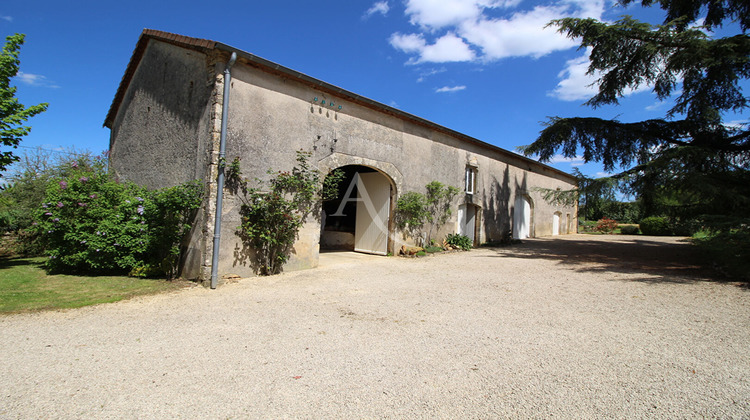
left=108, top=40, right=216, bottom=279
left=109, top=41, right=214, bottom=188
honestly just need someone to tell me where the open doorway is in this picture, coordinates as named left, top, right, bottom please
left=320, top=165, right=393, bottom=255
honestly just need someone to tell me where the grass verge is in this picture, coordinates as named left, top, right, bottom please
left=0, top=256, right=189, bottom=314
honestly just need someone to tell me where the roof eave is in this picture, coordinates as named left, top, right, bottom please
left=104, top=29, right=576, bottom=183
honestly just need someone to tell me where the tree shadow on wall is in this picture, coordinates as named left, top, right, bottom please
left=480, top=235, right=741, bottom=286
left=482, top=166, right=512, bottom=241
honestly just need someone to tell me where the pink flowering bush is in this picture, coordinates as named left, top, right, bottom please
left=37, top=164, right=149, bottom=272
left=594, top=217, right=619, bottom=233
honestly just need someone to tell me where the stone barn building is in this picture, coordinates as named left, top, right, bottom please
left=104, top=29, right=578, bottom=285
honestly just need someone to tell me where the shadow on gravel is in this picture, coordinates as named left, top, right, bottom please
left=479, top=235, right=741, bottom=286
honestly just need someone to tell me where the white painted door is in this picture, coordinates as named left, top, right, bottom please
left=465, top=204, right=476, bottom=243
left=457, top=205, right=465, bottom=236
left=458, top=204, right=476, bottom=243
left=513, top=196, right=531, bottom=239
left=354, top=172, right=390, bottom=255
left=552, top=212, right=560, bottom=236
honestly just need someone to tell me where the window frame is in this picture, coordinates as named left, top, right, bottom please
left=465, top=166, right=477, bottom=195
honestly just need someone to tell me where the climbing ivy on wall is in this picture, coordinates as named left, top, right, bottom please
left=395, top=181, right=459, bottom=245
left=234, top=151, right=343, bottom=275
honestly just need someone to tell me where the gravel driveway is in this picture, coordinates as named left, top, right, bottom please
left=1, top=234, right=748, bottom=418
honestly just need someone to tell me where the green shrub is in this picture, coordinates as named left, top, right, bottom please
left=446, top=233, right=472, bottom=251
left=395, top=181, right=459, bottom=245
left=424, top=245, right=443, bottom=253
left=35, top=163, right=203, bottom=277
left=1, top=150, right=100, bottom=235
left=619, top=225, right=640, bottom=235
left=143, top=180, right=204, bottom=278
left=639, top=216, right=672, bottom=236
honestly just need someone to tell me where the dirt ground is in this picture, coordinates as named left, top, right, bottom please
left=1, top=234, right=748, bottom=418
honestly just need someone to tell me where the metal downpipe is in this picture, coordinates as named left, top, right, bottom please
left=210, top=52, right=237, bottom=289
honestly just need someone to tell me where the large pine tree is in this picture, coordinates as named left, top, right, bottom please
left=523, top=0, right=749, bottom=226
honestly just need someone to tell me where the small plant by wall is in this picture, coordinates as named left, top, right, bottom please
left=446, top=233, right=472, bottom=251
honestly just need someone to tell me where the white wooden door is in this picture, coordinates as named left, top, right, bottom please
left=457, top=205, right=466, bottom=236
left=552, top=212, right=560, bottom=236
left=513, top=196, right=531, bottom=239
left=458, top=204, right=476, bottom=243
left=465, top=204, right=476, bottom=243
left=354, top=172, right=390, bottom=255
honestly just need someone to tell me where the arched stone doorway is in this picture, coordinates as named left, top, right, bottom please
left=320, top=164, right=396, bottom=255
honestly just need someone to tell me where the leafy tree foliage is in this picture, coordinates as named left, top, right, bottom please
left=0, top=149, right=100, bottom=256
left=523, top=0, right=749, bottom=227
left=1, top=34, right=48, bottom=175
left=534, top=167, right=645, bottom=222
left=0, top=148, right=87, bottom=232
left=536, top=167, right=618, bottom=221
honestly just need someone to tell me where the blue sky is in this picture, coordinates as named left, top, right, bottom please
left=2, top=0, right=747, bottom=180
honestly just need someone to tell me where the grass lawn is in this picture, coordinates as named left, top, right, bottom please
left=0, top=256, right=190, bottom=314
